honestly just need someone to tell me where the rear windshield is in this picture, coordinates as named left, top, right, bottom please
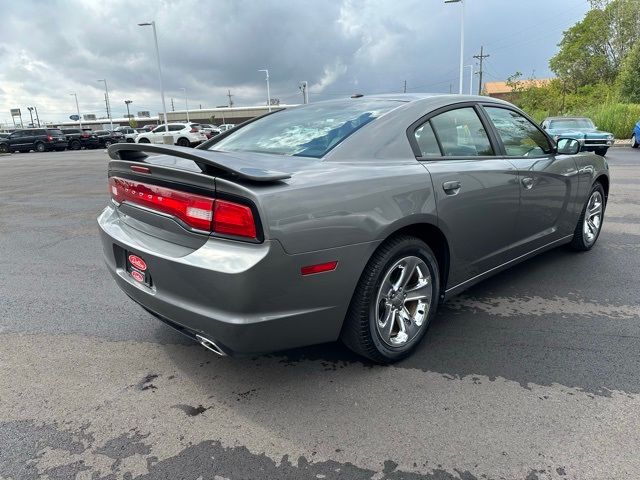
left=210, top=100, right=400, bottom=158
left=47, top=129, right=64, bottom=135
left=63, top=129, right=80, bottom=134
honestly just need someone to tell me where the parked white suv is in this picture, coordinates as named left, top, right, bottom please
left=135, top=123, right=208, bottom=147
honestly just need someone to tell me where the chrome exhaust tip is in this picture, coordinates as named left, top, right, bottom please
left=195, top=334, right=227, bottom=356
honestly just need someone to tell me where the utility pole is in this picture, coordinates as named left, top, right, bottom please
left=97, top=79, right=114, bottom=130
left=27, top=107, right=35, bottom=127
left=227, top=89, right=234, bottom=107
left=403, top=80, right=407, bottom=93
left=70, top=93, right=82, bottom=129
left=170, top=98, right=175, bottom=111
left=34, top=106, right=40, bottom=127
left=180, top=88, right=189, bottom=122
left=473, top=46, right=490, bottom=95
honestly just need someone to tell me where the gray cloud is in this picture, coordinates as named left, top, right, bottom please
left=0, top=0, right=590, bottom=125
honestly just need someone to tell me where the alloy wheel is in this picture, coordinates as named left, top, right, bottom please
left=375, top=256, right=433, bottom=347
left=583, top=190, right=603, bottom=245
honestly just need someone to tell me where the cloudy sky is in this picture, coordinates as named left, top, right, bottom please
left=0, top=0, right=590, bottom=125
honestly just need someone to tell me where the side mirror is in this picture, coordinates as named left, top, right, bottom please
left=556, top=137, right=580, bottom=155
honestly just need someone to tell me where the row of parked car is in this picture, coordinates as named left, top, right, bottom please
left=0, top=122, right=236, bottom=154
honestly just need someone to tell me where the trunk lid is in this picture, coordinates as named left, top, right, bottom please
left=105, top=143, right=314, bottom=248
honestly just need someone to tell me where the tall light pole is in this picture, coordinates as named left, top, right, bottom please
left=180, top=87, right=189, bottom=122
left=34, top=106, right=40, bottom=127
left=258, top=69, right=271, bottom=112
left=70, top=93, right=82, bottom=129
left=124, top=100, right=132, bottom=119
left=465, top=64, right=474, bottom=95
left=97, top=79, right=114, bottom=130
left=27, top=107, right=35, bottom=127
left=139, top=21, right=169, bottom=133
left=445, top=0, right=464, bottom=94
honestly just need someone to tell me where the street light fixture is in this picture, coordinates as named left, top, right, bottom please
left=445, top=0, right=464, bottom=95
left=70, top=93, right=82, bottom=129
left=180, top=87, right=189, bottom=122
left=258, top=69, right=271, bottom=112
left=139, top=21, right=169, bottom=133
left=124, top=100, right=133, bottom=119
left=97, top=79, right=114, bottom=131
left=27, top=107, right=35, bottom=127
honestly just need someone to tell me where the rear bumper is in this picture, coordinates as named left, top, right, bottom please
left=97, top=204, right=376, bottom=355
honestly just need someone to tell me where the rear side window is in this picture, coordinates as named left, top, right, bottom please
left=484, top=107, right=552, bottom=156
left=47, top=129, right=63, bottom=136
left=211, top=100, right=400, bottom=158
left=430, top=107, right=494, bottom=156
left=414, top=122, right=441, bottom=157
left=169, top=125, right=184, bottom=132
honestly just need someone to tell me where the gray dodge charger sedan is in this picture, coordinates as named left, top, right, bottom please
left=98, top=94, right=609, bottom=363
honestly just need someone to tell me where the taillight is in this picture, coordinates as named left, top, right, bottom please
left=81, top=133, right=90, bottom=138
left=47, top=135, right=53, bottom=141
left=213, top=200, right=256, bottom=239
left=190, top=128, right=198, bottom=133
left=108, top=177, right=257, bottom=239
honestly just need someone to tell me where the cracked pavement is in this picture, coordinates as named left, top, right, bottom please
left=1, top=148, right=639, bottom=479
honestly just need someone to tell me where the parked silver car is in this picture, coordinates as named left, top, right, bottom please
left=98, top=94, right=609, bottom=363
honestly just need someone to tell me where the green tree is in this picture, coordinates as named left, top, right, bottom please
left=550, top=0, right=640, bottom=88
left=129, top=118, right=138, bottom=128
left=618, top=41, right=640, bottom=102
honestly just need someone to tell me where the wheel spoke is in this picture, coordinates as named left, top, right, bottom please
left=405, top=282, right=430, bottom=302
left=590, top=202, right=602, bottom=217
left=394, top=257, right=418, bottom=290
left=382, top=309, right=397, bottom=340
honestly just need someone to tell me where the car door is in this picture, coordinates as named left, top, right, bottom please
left=150, top=125, right=165, bottom=143
left=410, top=104, right=520, bottom=288
left=481, top=105, right=581, bottom=254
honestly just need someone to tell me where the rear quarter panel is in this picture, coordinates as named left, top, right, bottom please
left=217, top=160, right=437, bottom=255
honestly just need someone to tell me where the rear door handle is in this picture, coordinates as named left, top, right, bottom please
left=442, top=180, right=461, bottom=195
left=521, top=177, right=534, bottom=190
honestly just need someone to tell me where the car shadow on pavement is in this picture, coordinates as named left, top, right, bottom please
left=158, top=242, right=640, bottom=398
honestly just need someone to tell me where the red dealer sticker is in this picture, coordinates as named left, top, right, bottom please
left=128, top=254, right=147, bottom=271
left=130, top=270, right=145, bottom=283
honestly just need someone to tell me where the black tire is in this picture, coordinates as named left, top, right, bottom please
left=177, top=137, right=190, bottom=147
left=595, top=147, right=608, bottom=156
left=138, top=138, right=150, bottom=143
left=35, top=142, right=46, bottom=152
left=126, top=138, right=134, bottom=143
left=0, top=144, right=8, bottom=154
left=632, top=134, right=638, bottom=148
left=341, top=235, right=440, bottom=363
left=569, top=182, right=606, bottom=251
left=69, top=140, right=81, bottom=150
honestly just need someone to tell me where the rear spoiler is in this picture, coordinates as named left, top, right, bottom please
left=107, top=143, right=291, bottom=182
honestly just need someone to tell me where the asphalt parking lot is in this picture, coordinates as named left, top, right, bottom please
left=1, top=148, right=639, bottom=480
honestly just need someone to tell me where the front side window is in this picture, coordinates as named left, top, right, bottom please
left=485, top=107, right=552, bottom=157
left=152, top=126, right=166, bottom=133
left=430, top=107, right=494, bottom=156
left=211, top=100, right=401, bottom=158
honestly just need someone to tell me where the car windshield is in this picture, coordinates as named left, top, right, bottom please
left=549, top=118, right=595, bottom=129
left=210, top=100, right=401, bottom=158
